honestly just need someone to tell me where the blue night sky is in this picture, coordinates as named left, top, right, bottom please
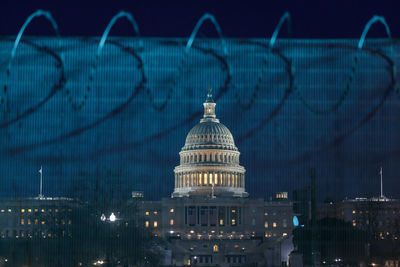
left=0, top=1, right=399, bottom=202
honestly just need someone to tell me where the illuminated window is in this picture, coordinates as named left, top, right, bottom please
left=170, top=219, right=174, bottom=226
left=352, top=210, right=356, bottom=214
left=264, top=222, right=269, bottom=228
left=352, top=220, right=356, bottom=227
left=145, top=211, right=149, bottom=216
left=265, top=232, right=271, bottom=238
left=27, top=219, right=31, bottom=225
left=170, top=208, right=174, bottom=213
left=68, top=220, right=71, bottom=225
left=204, top=173, right=208, bottom=185
left=232, top=209, right=236, bottom=213
left=145, top=221, right=149, bottom=228
left=234, top=244, right=239, bottom=248
left=153, top=211, right=158, bottom=215
left=213, top=244, right=219, bottom=252
left=0, top=209, right=4, bottom=213
left=7, top=209, right=11, bottom=213
left=34, top=209, right=38, bottom=212
left=231, top=219, right=236, bottom=226
left=154, top=221, right=158, bottom=228
left=28, top=209, right=32, bottom=213
left=264, top=212, right=268, bottom=216
left=34, top=219, right=38, bottom=225
left=219, top=219, right=224, bottom=226
left=282, top=232, right=288, bottom=237
left=41, top=221, right=45, bottom=225
left=55, top=209, right=58, bottom=213
left=21, top=219, right=25, bottom=225
left=21, top=209, right=25, bottom=213
left=41, top=209, right=45, bottom=213
left=273, top=222, right=277, bottom=228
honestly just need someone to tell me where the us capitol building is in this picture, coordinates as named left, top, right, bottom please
left=131, top=90, right=295, bottom=266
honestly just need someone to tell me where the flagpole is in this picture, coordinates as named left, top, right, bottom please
left=39, top=166, right=43, bottom=199
left=380, top=167, right=383, bottom=198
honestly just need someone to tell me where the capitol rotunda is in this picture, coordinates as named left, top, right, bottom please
left=172, top=90, right=248, bottom=198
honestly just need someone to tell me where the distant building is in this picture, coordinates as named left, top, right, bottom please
left=318, top=196, right=400, bottom=240
left=130, top=90, right=295, bottom=266
left=0, top=197, right=84, bottom=239
left=316, top=196, right=400, bottom=264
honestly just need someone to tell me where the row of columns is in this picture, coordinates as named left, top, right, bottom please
left=181, top=152, right=239, bottom=164
left=175, top=172, right=245, bottom=188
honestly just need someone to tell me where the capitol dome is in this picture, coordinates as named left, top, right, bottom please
left=172, top=89, right=247, bottom=198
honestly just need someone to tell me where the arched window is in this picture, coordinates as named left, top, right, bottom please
left=199, top=154, right=202, bottom=162
left=213, top=244, right=219, bottom=253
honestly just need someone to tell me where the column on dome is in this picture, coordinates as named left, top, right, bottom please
left=235, top=173, right=238, bottom=188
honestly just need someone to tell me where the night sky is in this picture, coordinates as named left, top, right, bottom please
left=0, top=1, right=399, bottom=202
left=1, top=1, right=400, bottom=38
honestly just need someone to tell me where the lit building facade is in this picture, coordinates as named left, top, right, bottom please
left=0, top=197, right=84, bottom=239
left=133, top=91, right=295, bottom=266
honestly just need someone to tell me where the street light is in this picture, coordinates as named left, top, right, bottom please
left=100, top=213, right=106, bottom=222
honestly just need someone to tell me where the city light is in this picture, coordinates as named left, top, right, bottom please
left=109, top=212, right=116, bottom=222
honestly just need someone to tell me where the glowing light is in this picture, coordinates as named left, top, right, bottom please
left=293, top=216, right=299, bottom=227
left=109, top=212, right=116, bottom=222
left=100, top=214, right=106, bottom=221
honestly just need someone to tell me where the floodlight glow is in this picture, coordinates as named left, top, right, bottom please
left=109, top=212, right=116, bottom=222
